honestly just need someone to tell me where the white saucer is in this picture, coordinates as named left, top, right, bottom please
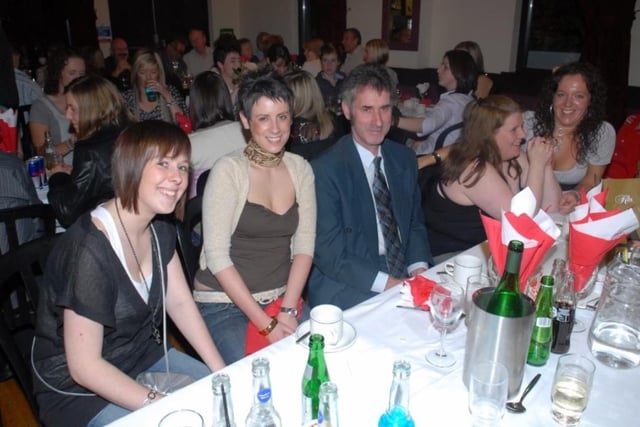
left=295, top=320, right=357, bottom=353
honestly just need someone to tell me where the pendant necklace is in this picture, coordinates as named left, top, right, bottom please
left=552, top=127, right=570, bottom=153
left=115, top=202, right=162, bottom=344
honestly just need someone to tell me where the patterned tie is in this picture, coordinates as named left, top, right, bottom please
left=372, top=156, right=406, bottom=278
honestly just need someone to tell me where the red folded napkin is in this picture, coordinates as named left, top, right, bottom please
left=568, top=185, right=639, bottom=291
left=245, top=297, right=304, bottom=356
left=481, top=210, right=557, bottom=291
left=0, top=109, right=17, bottom=153
left=404, top=275, right=437, bottom=308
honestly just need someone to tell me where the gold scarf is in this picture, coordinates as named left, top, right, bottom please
left=243, top=139, right=284, bottom=167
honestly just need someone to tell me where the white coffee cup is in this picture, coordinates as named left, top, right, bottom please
left=444, top=254, right=483, bottom=286
left=310, top=304, right=343, bottom=346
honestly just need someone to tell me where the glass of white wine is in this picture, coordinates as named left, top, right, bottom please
left=550, top=354, right=596, bottom=426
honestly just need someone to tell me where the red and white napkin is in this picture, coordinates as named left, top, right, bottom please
left=399, top=275, right=438, bottom=310
left=0, top=108, right=17, bottom=153
left=481, top=187, right=561, bottom=290
left=568, top=183, right=639, bottom=292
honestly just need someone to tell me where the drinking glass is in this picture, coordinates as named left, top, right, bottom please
left=158, top=409, right=204, bottom=427
left=469, top=361, right=509, bottom=427
left=425, top=283, right=464, bottom=367
left=550, top=354, right=595, bottom=426
left=465, top=274, right=493, bottom=326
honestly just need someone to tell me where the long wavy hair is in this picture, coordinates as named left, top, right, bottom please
left=282, top=70, right=333, bottom=139
left=532, top=62, right=607, bottom=163
left=43, top=47, right=85, bottom=95
left=442, top=95, right=522, bottom=187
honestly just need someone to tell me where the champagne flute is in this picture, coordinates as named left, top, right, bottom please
left=425, top=283, right=464, bottom=368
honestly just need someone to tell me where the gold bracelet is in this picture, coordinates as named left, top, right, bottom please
left=258, top=317, right=278, bottom=336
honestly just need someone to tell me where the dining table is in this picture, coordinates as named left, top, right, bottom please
left=108, top=241, right=639, bottom=427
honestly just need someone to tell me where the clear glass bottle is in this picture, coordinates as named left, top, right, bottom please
left=317, top=382, right=339, bottom=427
left=246, top=358, right=281, bottom=427
left=527, top=275, right=554, bottom=366
left=486, top=240, right=526, bottom=317
left=552, top=272, right=577, bottom=354
left=212, top=373, right=237, bottom=427
left=378, top=360, right=415, bottom=427
left=302, top=334, right=330, bottom=425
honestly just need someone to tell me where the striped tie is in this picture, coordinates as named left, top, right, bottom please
left=372, top=156, right=406, bottom=278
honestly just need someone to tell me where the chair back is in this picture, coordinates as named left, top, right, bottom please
left=0, top=204, right=56, bottom=255
left=17, top=105, right=34, bottom=159
left=0, top=234, right=59, bottom=418
left=176, top=196, right=203, bottom=288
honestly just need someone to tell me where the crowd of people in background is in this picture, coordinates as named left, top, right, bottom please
left=1, top=20, right=627, bottom=426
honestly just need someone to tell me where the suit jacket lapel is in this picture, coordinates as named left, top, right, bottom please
left=343, top=139, right=379, bottom=253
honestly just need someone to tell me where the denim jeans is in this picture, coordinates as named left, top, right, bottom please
left=198, top=301, right=311, bottom=366
left=86, top=348, right=210, bottom=427
left=197, top=302, right=253, bottom=366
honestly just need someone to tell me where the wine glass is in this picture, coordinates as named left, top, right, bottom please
left=425, top=283, right=464, bottom=368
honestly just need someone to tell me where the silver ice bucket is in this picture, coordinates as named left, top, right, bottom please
left=463, top=288, right=536, bottom=398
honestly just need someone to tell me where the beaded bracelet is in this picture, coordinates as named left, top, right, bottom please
left=258, top=317, right=278, bottom=336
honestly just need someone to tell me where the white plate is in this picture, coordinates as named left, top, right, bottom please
left=295, top=320, right=357, bottom=353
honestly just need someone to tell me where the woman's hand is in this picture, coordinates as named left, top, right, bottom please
left=266, top=313, right=297, bottom=343
left=146, top=79, right=171, bottom=101
left=559, top=191, right=580, bottom=215
left=527, top=137, right=554, bottom=167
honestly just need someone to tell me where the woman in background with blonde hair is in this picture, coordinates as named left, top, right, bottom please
left=123, top=48, right=186, bottom=123
left=48, top=75, right=133, bottom=228
left=283, top=69, right=338, bottom=160
left=363, top=38, right=398, bottom=90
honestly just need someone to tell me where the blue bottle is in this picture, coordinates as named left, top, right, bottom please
left=378, top=360, right=415, bottom=427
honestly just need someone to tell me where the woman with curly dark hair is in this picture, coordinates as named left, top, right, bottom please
left=524, top=62, right=614, bottom=213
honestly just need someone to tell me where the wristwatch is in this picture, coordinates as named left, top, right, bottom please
left=280, top=307, right=298, bottom=317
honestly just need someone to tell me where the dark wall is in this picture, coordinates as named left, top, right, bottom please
left=108, top=0, right=209, bottom=48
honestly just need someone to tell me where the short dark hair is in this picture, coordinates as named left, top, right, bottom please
left=266, top=43, right=291, bottom=65
left=112, top=121, right=191, bottom=220
left=443, top=49, right=478, bottom=95
left=340, top=63, right=394, bottom=107
left=213, top=40, right=241, bottom=67
left=237, top=70, right=293, bottom=120
left=345, top=28, right=362, bottom=45
left=188, top=71, right=235, bottom=130
left=320, top=43, right=340, bottom=60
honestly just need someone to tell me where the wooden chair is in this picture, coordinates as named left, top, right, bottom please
left=0, top=234, right=59, bottom=420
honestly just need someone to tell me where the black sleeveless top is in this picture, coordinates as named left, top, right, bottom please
left=424, top=181, right=487, bottom=256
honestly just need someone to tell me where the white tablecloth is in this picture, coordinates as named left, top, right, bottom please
left=108, top=242, right=638, bottom=427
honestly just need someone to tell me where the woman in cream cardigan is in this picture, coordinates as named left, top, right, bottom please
left=193, top=71, right=316, bottom=364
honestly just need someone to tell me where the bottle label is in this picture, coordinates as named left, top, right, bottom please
left=556, top=307, right=572, bottom=323
left=303, top=364, right=313, bottom=380
left=536, top=317, right=552, bottom=328
left=257, top=387, right=272, bottom=403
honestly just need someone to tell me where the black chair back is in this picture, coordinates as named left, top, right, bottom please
left=17, top=105, right=34, bottom=159
left=0, top=204, right=56, bottom=255
left=176, top=196, right=203, bottom=288
left=0, top=234, right=58, bottom=419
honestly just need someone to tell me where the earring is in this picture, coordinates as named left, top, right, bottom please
left=549, top=104, right=553, bottom=115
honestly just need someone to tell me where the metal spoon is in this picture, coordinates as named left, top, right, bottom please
left=505, top=373, right=541, bottom=413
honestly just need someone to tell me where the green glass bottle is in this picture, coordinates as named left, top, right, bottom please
left=486, top=240, right=526, bottom=317
left=527, top=275, right=554, bottom=366
left=302, top=334, right=330, bottom=425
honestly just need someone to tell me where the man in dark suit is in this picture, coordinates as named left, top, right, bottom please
left=308, top=64, right=433, bottom=309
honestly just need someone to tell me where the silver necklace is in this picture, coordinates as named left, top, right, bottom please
left=115, top=202, right=162, bottom=344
